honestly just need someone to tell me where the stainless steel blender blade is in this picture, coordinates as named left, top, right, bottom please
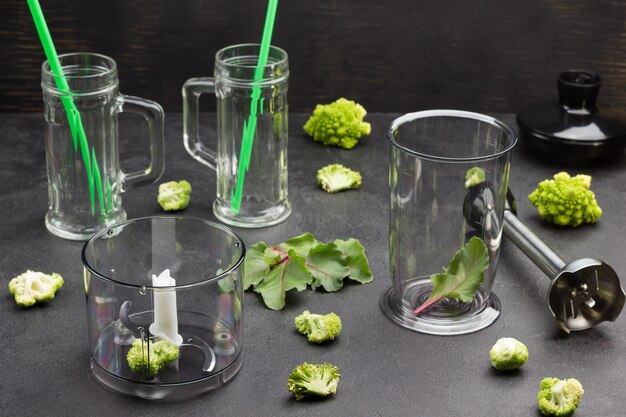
left=548, top=258, right=624, bottom=332
left=502, top=195, right=626, bottom=332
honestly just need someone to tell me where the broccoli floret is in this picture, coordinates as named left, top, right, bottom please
left=537, top=377, right=584, bottom=416
left=465, top=167, right=486, bottom=189
left=528, top=172, right=602, bottom=227
left=489, top=337, right=529, bottom=370
left=126, top=338, right=180, bottom=377
left=287, top=362, right=340, bottom=401
left=317, top=164, right=362, bottom=193
left=8, top=270, right=64, bottom=307
left=295, top=310, right=342, bottom=343
left=303, top=98, right=371, bottom=149
left=158, top=180, right=191, bottom=211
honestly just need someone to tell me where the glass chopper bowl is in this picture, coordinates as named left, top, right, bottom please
left=82, top=217, right=245, bottom=400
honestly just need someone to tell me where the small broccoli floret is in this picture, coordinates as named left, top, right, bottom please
left=158, top=180, right=191, bottom=211
left=528, top=172, right=602, bottom=227
left=127, top=338, right=180, bottom=377
left=465, top=167, right=486, bottom=189
left=303, top=98, right=371, bottom=149
left=8, top=270, right=64, bottom=307
left=288, top=363, right=340, bottom=401
left=317, top=164, right=362, bottom=193
left=537, top=377, right=584, bottom=416
left=295, top=310, right=342, bottom=343
left=489, top=337, right=529, bottom=370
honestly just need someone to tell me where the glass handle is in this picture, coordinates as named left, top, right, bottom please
left=182, top=77, right=217, bottom=170
left=119, top=95, right=165, bottom=190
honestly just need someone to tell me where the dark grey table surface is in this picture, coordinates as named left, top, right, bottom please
left=1, top=113, right=625, bottom=417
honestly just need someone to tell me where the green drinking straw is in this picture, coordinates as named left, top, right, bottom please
left=230, top=0, right=279, bottom=213
left=26, top=0, right=107, bottom=215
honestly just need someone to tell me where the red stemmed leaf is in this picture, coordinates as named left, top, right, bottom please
left=414, top=237, right=489, bottom=315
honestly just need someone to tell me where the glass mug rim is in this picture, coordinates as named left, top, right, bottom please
left=214, top=43, right=289, bottom=85
left=41, top=52, right=118, bottom=95
left=388, top=109, right=518, bottom=163
left=81, top=216, right=246, bottom=290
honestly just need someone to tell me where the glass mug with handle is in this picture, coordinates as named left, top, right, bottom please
left=183, top=43, right=290, bottom=228
left=42, top=52, right=165, bottom=240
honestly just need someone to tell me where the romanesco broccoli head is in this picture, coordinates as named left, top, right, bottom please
left=489, top=337, right=529, bottom=370
left=537, top=377, right=584, bottom=416
left=287, top=362, right=340, bottom=401
left=528, top=172, right=602, bottom=227
left=8, top=270, right=64, bottom=307
left=127, top=338, right=180, bottom=377
left=317, top=164, right=362, bottom=193
left=303, top=98, right=371, bottom=149
left=158, top=180, right=192, bottom=211
left=295, top=310, right=342, bottom=343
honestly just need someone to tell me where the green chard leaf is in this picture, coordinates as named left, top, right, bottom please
left=253, top=250, right=312, bottom=310
left=333, top=238, right=373, bottom=284
left=276, top=233, right=322, bottom=256
left=243, top=233, right=373, bottom=310
left=305, top=243, right=350, bottom=292
left=414, top=236, right=489, bottom=315
left=243, top=242, right=270, bottom=290
left=263, top=247, right=283, bottom=266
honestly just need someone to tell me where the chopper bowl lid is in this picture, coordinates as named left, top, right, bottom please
left=517, top=70, right=626, bottom=161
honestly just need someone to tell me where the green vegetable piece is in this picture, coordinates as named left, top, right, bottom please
left=244, top=242, right=271, bottom=290
left=243, top=234, right=373, bottom=310
left=465, top=167, right=486, bottom=189
left=333, top=238, right=373, bottom=284
left=157, top=180, right=192, bottom=211
left=528, top=172, right=602, bottom=227
left=295, top=310, right=342, bottom=343
left=276, top=232, right=322, bottom=256
left=537, top=377, right=584, bottom=416
left=288, top=363, right=340, bottom=401
left=413, top=236, right=489, bottom=314
left=8, top=270, right=64, bottom=307
left=253, top=250, right=312, bottom=310
left=306, top=243, right=350, bottom=292
left=317, top=164, right=362, bottom=193
left=303, top=98, right=371, bottom=149
left=489, top=337, right=529, bottom=370
left=127, top=338, right=180, bottom=377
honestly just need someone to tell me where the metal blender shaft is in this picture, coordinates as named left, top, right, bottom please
left=503, top=209, right=565, bottom=279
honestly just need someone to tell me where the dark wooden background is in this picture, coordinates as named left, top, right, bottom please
left=2, top=0, right=626, bottom=113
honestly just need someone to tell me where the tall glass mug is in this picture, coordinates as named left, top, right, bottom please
left=183, top=44, right=290, bottom=228
left=42, top=53, right=164, bottom=240
left=380, top=110, right=517, bottom=335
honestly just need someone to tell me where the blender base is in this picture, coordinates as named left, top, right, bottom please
left=380, top=277, right=500, bottom=336
left=90, top=353, right=243, bottom=400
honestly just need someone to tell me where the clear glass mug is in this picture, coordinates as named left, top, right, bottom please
left=82, top=217, right=244, bottom=400
left=380, top=110, right=517, bottom=335
left=42, top=53, right=164, bottom=240
left=183, top=44, right=290, bottom=228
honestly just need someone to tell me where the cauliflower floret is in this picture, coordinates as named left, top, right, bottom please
left=157, top=180, right=191, bottom=211
left=317, top=164, right=362, bottom=193
left=295, top=310, right=342, bottom=343
left=537, top=377, right=584, bottom=416
left=126, top=338, right=180, bottom=377
left=8, top=270, right=64, bottom=307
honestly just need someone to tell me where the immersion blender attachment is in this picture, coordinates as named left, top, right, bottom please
left=503, top=195, right=625, bottom=332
